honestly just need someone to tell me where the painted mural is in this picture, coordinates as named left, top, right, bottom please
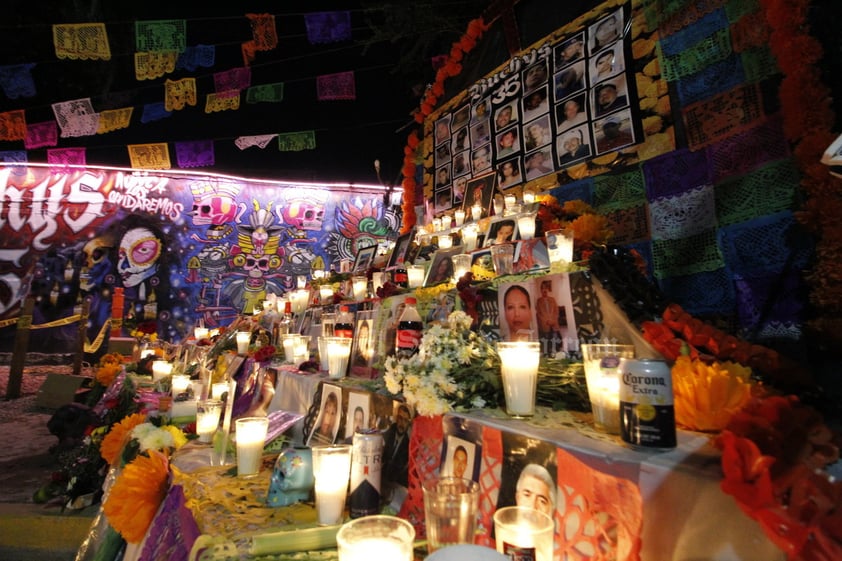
left=0, top=165, right=398, bottom=355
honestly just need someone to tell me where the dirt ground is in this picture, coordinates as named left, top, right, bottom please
left=0, top=359, right=83, bottom=504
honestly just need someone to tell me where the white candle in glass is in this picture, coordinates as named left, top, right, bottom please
left=471, top=204, right=482, bottom=221
left=294, top=336, right=311, bottom=364
left=454, top=209, right=466, bottom=227
left=196, top=399, right=222, bottom=443
left=352, top=276, right=368, bottom=301
left=312, top=269, right=326, bottom=279
left=517, top=215, right=536, bottom=240
left=504, top=194, right=517, bottom=211
left=523, top=190, right=536, bottom=205
left=437, top=234, right=453, bottom=249
left=326, top=337, right=352, bottom=379
left=461, top=226, right=479, bottom=252
left=431, top=217, right=442, bottom=232
left=297, top=275, right=307, bottom=289
left=171, top=374, right=190, bottom=396
left=319, top=285, right=334, bottom=303
left=235, top=417, right=269, bottom=478
left=236, top=331, right=250, bottom=355
left=407, top=265, right=426, bottom=289
left=282, top=334, right=300, bottom=364
left=211, top=381, right=229, bottom=400
left=151, top=360, right=172, bottom=382
left=451, top=254, right=471, bottom=283
left=497, top=342, right=541, bottom=417
left=194, top=326, right=209, bottom=340
left=290, top=289, right=309, bottom=314
left=371, top=272, right=386, bottom=294
left=339, top=538, right=408, bottom=560
left=312, top=445, right=352, bottom=525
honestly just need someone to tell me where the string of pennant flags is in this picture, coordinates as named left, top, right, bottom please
left=0, top=11, right=363, bottom=169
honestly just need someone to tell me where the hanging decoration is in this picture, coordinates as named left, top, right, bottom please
left=135, top=20, right=187, bottom=53
left=25, top=121, right=58, bottom=149
left=47, top=147, right=86, bottom=167
left=304, top=11, right=352, bottom=45
left=205, top=91, right=241, bottom=113
left=277, top=131, right=316, bottom=152
left=51, top=99, right=99, bottom=138
left=140, top=103, right=173, bottom=124
left=316, top=71, right=356, bottom=101
left=175, top=140, right=215, bottom=169
left=0, top=63, right=37, bottom=99
left=246, top=82, right=284, bottom=103
left=235, top=134, right=278, bottom=150
left=96, top=108, right=134, bottom=134
left=127, top=143, right=172, bottom=169
left=134, top=51, right=178, bottom=81
left=214, top=67, right=252, bottom=94
left=0, top=109, right=27, bottom=141
left=176, top=45, right=216, bottom=72
left=164, top=78, right=198, bottom=112
left=53, top=23, right=111, bottom=61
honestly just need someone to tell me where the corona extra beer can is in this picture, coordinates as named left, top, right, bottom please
left=618, top=358, right=676, bottom=449
left=348, top=429, right=384, bottom=518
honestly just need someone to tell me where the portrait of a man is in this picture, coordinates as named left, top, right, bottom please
left=443, top=436, right=476, bottom=480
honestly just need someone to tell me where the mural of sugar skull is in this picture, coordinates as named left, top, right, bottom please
left=282, top=198, right=325, bottom=231
left=266, top=446, right=314, bottom=507
left=79, top=234, right=115, bottom=292
left=118, top=226, right=161, bottom=288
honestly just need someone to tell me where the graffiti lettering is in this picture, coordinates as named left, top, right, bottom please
left=468, top=41, right=552, bottom=102
left=107, top=190, right=184, bottom=221
left=65, top=172, right=107, bottom=233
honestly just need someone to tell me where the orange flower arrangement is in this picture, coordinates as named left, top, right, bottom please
left=103, top=450, right=170, bottom=543
left=672, top=354, right=754, bottom=432
left=95, top=353, right=124, bottom=387
left=100, top=412, right=147, bottom=465
left=536, top=195, right=613, bottom=255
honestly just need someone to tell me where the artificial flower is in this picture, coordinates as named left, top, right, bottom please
left=103, top=450, right=170, bottom=543
left=100, top=413, right=148, bottom=465
left=384, top=310, right=501, bottom=416
left=672, top=355, right=753, bottom=432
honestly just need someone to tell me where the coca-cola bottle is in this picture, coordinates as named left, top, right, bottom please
left=335, top=305, right=354, bottom=338
left=393, top=266, right=408, bottom=289
left=395, top=297, right=423, bottom=359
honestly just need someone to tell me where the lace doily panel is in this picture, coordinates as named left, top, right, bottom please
left=675, top=53, right=745, bottom=107
left=651, top=229, right=725, bottom=278
left=549, top=177, right=595, bottom=206
left=593, top=169, right=646, bottom=212
left=734, top=270, right=806, bottom=331
left=740, top=47, right=780, bottom=84
left=649, top=184, right=717, bottom=240
left=644, top=0, right=727, bottom=38
left=717, top=210, right=814, bottom=277
left=642, top=148, right=712, bottom=201
left=705, top=114, right=790, bottom=182
left=659, top=9, right=730, bottom=57
left=682, top=83, right=765, bottom=151
left=660, top=28, right=733, bottom=82
left=714, top=157, right=800, bottom=226
left=730, top=9, right=770, bottom=53
left=603, top=205, right=651, bottom=245
left=657, top=267, right=736, bottom=316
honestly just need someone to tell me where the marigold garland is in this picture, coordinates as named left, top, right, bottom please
left=401, top=17, right=489, bottom=233
left=100, top=412, right=147, bottom=465
left=103, top=450, right=170, bottom=543
left=672, top=355, right=754, bottom=432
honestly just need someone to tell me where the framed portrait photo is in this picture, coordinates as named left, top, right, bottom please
left=424, top=246, right=463, bottom=287
left=387, top=229, right=415, bottom=269
left=349, top=311, right=377, bottom=378
left=307, top=383, right=343, bottom=446
left=483, top=217, right=519, bottom=247
left=461, top=173, right=497, bottom=219
left=352, top=244, right=377, bottom=274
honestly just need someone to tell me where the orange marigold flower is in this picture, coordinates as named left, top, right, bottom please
left=103, top=450, right=170, bottom=543
left=95, top=363, right=121, bottom=387
left=562, top=199, right=596, bottom=216
left=100, top=413, right=147, bottom=465
left=569, top=213, right=612, bottom=245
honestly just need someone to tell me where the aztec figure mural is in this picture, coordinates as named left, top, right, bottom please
left=0, top=165, right=397, bottom=354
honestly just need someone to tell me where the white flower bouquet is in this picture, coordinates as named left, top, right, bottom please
left=383, top=311, right=503, bottom=416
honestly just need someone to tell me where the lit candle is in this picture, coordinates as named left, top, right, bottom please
left=352, top=276, right=368, bottom=301
left=454, top=209, right=466, bottom=227
left=336, top=515, right=415, bottom=561
left=211, top=381, right=229, bottom=400
left=371, top=272, right=386, bottom=294
left=295, top=335, right=311, bottom=364
left=437, top=234, right=453, bottom=249
left=290, top=289, right=310, bottom=314
left=319, top=285, right=335, bottom=304
left=339, top=537, right=408, bottom=560
left=151, top=360, right=172, bottom=382
left=312, top=444, right=352, bottom=525
left=235, top=416, right=269, bottom=478
left=496, top=342, right=541, bottom=418
left=461, top=225, right=479, bottom=252
left=326, top=336, right=352, bottom=379
left=523, top=190, right=536, bottom=205
left=262, top=300, right=274, bottom=313
left=312, top=269, right=326, bottom=279
left=236, top=331, right=251, bottom=355
left=517, top=214, right=536, bottom=240
left=471, top=204, right=482, bottom=221
left=451, top=254, right=472, bottom=283
left=493, top=506, right=554, bottom=561
left=196, top=399, right=223, bottom=443
left=504, top=194, right=517, bottom=211
left=546, top=229, right=575, bottom=264
left=297, top=275, right=308, bottom=289
left=407, top=265, right=426, bottom=289
left=194, top=326, right=209, bottom=341
left=171, top=374, right=190, bottom=397
left=431, top=217, right=442, bottom=232
left=282, top=334, right=301, bottom=364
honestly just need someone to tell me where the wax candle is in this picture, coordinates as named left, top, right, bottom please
left=294, top=336, right=311, bottom=364
left=461, top=225, right=479, bottom=252
left=497, top=342, right=541, bottom=417
left=236, top=331, right=251, bottom=355
left=523, top=190, right=536, bottom=205
left=290, top=289, right=310, bottom=314
left=194, top=326, right=209, bottom=340
left=319, top=285, right=334, bottom=304
left=235, top=417, right=269, bottom=478
left=326, top=336, right=352, bottom=379
left=451, top=254, right=472, bottom=283
left=282, top=334, right=300, bottom=364
left=438, top=234, right=453, bottom=249
left=312, top=445, right=352, bottom=525
left=371, top=272, right=386, bottom=294
left=151, top=360, right=172, bottom=382
left=196, top=399, right=223, bottom=443
left=471, top=204, right=482, bottom=221
left=517, top=214, right=536, bottom=240
left=211, top=381, right=229, bottom=400
left=431, top=217, right=442, bottom=232
left=171, top=374, right=190, bottom=397
left=339, top=537, right=408, bottom=560
left=407, top=265, right=426, bottom=289
left=336, top=515, right=415, bottom=561
left=454, top=209, right=466, bottom=227
left=352, top=276, right=368, bottom=301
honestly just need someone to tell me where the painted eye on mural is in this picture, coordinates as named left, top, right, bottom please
left=131, top=238, right=161, bottom=266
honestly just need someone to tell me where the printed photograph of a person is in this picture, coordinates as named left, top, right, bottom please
left=499, top=282, right=536, bottom=341
left=522, top=86, right=550, bottom=122
left=496, top=434, right=558, bottom=519
left=435, top=165, right=450, bottom=188
left=523, top=60, right=549, bottom=92
left=470, top=120, right=490, bottom=149
left=382, top=402, right=413, bottom=488
left=472, top=98, right=491, bottom=123
left=452, top=126, right=471, bottom=153
left=595, top=110, right=635, bottom=154
left=536, top=278, right=563, bottom=357
left=443, top=436, right=476, bottom=480
left=554, top=60, right=585, bottom=101
left=591, top=45, right=625, bottom=82
left=435, top=117, right=451, bottom=145
left=496, top=127, right=520, bottom=158
left=452, top=151, right=469, bottom=178
left=590, top=9, right=624, bottom=54
left=557, top=126, right=592, bottom=166
left=555, top=93, right=588, bottom=132
left=452, top=104, right=470, bottom=130
left=434, top=188, right=452, bottom=214
left=435, top=141, right=451, bottom=164
left=554, top=33, right=585, bottom=71
left=425, top=249, right=457, bottom=286
left=308, top=386, right=341, bottom=445
left=471, top=144, right=492, bottom=174
left=593, top=75, right=629, bottom=117
left=343, top=392, right=370, bottom=441
left=497, top=158, right=522, bottom=190
left=525, top=148, right=554, bottom=180
left=524, top=115, right=552, bottom=151
left=484, top=218, right=518, bottom=247
left=350, top=317, right=373, bottom=370
left=494, top=103, right=518, bottom=132
left=452, top=175, right=467, bottom=205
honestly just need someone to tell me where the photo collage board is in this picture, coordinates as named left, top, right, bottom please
left=431, top=4, right=638, bottom=218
